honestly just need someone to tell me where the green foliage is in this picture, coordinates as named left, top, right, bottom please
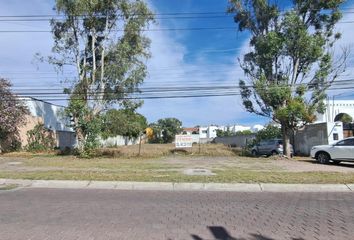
left=101, top=109, right=147, bottom=140
left=48, top=0, right=154, bottom=112
left=65, top=99, right=101, bottom=158
left=149, top=118, right=183, bottom=144
left=26, top=123, right=56, bottom=152
left=45, top=0, right=154, bottom=156
left=216, top=129, right=233, bottom=137
left=236, top=130, right=253, bottom=136
left=228, top=0, right=346, bottom=156
left=255, top=125, right=281, bottom=144
left=335, top=113, right=353, bottom=123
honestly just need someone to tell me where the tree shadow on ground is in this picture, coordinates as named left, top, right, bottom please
left=190, top=226, right=305, bottom=240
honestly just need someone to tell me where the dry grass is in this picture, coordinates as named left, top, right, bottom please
left=1, top=143, right=239, bottom=159
left=1, top=170, right=354, bottom=184
left=2, top=148, right=354, bottom=183
left=96, top=143, right=240, bottom=158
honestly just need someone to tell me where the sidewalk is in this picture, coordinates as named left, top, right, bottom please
left=1, top=178, right=354, bottom=192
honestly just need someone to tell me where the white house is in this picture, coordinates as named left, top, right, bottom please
left=199, top=125, right=219, bottom=139
left=315, top=99, right=354, bottom=123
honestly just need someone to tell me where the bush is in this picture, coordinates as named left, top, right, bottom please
left=255, top=125, right=281, bottom=143
left=26, top=123, right=56, bottom=152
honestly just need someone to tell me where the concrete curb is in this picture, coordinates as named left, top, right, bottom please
left=0, top=179, right=353, bottom=192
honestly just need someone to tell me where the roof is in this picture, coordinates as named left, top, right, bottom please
left=183, top=127, right=199, bottom=132
left=19, top=96, right=67, bottom=108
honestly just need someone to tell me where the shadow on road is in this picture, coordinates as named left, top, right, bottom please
left=191, top=226, right=306, bottom=240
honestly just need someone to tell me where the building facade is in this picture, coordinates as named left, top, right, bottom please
left=315, top=100, right=354, bottom=123
left=21, top=97, right=76, bottom=149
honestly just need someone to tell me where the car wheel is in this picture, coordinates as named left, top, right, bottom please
left=332, top=160, right=341, bottom=165
left=317, top=152, right=330, bottom=164
left=251, top=150, right=258, bottom=157
left=271, top=150, right=278, bottom=156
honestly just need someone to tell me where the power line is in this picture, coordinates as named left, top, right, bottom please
left=8, top=79, right=354, bottom=97
left=1, top=84, right=353, bottom=103
left=0, top=21, right=353, bottom=33
left=8, top=78, right=354, bottom=93
left=1, top=7, right=354, bottom=18
left=0, top=27, right=239, bottom=33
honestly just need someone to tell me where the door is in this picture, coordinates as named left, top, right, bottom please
left=264, top=140, right=276, bottom=154
left=331, top=139, right=354, bottom=160
left=257, top=141, right=268, bottom=155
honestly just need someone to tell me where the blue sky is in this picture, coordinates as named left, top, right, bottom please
left=0, top=0, right=354, bottom=127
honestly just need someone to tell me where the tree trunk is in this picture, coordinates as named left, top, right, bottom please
left=281, top=124, right=292, bottom=158
left=76, top=127, right=85, bottom=152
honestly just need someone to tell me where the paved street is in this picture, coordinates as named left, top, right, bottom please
left=1, top=189, right=354, bottom=240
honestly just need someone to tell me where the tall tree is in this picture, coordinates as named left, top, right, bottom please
left=0, top=79, right=28, bottom=152
left=47, top=0, right=154, bottom=151
left=228, top=0, right=347, bottom=157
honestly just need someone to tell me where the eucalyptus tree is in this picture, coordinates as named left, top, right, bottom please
left=47, top=0, right=154, bottom=151
left=228, top=0, right=347, bottom=157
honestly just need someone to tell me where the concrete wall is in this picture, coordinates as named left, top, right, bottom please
left=212, top=134, right=256, bottom=148
left=18, top=115, right=43, bottom=147
left=294, top=122, right=343, bottom=156
left=99, top=136, right=139, bottom=147
left=17, top=115, right=77, bottom=150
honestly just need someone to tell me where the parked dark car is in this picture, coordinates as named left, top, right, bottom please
left=251, top=139, right=293, bottom=157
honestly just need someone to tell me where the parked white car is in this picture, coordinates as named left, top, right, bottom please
left=310, top=137, right=354, bottom=164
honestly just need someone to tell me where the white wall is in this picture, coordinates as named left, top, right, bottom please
left=326, top=122, right=344, bottom=145
left=294, top=122, right=344, bottom=156
left=24, top=98, right=72, bottom=132
left=199, top=127, right=208, bottom=138
left=207, top=126, right=219, bottom=138
left=99, top=136, right=139, bottom=147
left=316, top=100, right=354, bottom=123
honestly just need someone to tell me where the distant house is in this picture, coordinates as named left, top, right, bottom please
left=182, top=127, right=199, bottom=135
left=199, top=125, right=219, bottom=139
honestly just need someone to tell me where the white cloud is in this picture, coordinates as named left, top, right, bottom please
left=1, top=0, right=353, bottom=126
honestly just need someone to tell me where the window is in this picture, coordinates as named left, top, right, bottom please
left=202, top=130, right=207, bottom=134
left=336, top=139, right=354, bottom=146
left=333, top=133, right=339, bottom=141
left=344, top=139, right=354, bottom=146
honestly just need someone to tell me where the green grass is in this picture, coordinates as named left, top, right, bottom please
left=0, top=184, right=19, bottom=191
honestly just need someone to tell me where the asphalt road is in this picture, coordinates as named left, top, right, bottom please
left=1, top=189, right=354, bottom=240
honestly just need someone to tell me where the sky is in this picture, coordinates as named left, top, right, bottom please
left=0, top=0, right=354, bottom=127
